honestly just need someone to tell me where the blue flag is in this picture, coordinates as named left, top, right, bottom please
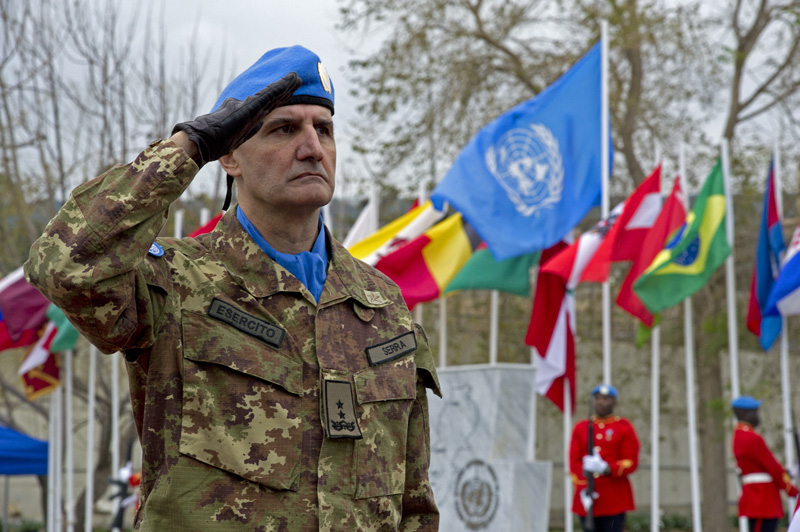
left=431, top=42, right=610, bottom=260
left=746, top=158, right=785, bottom=350
left=762, top=222, right=800, bottom=348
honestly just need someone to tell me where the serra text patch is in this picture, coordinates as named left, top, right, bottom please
left=365, top=331, right=417, bottom=366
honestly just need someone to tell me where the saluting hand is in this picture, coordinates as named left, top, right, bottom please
left=172, top=72, right=301, bottom=167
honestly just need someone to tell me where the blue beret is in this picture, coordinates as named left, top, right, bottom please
left=212, top=45, right=334, bottom=115
left=731, top=396, right=761, bottom=410
left=592, top=384, right=618, bottom=398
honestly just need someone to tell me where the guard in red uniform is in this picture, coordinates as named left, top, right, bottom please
left=569, top=384, right=640, bottom=532
left=732, top=395, right=798, bottom=532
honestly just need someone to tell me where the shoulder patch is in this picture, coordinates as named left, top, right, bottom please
left=148, top=242, right=164, bottom=257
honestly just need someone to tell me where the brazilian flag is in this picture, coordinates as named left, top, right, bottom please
left=633, top=159, right=730, bottom=313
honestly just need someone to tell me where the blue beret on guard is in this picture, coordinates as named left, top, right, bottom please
left=731, top=396, right=761, bottom=410
left=211, top=45, right=334, bottom=115
left=591, top=384, right=618, bottom=398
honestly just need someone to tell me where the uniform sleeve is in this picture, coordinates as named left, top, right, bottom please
left=607, top=420, right=640, bottom=478
left=752, top=433, right=799, bottom=496
left=24, top=140, right=197, bottom=354
left=399, top=324, right=441, bottom=531
left=569, top=422, right=587, bottom=487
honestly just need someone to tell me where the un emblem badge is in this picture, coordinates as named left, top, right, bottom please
left=485, top=124, right=564, bottom=217
left=454, top=459, right=499, bottom=530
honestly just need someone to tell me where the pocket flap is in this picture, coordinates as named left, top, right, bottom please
left=354, top=361, right=416, bottom=404
left=182, top=310, right=303, bottom=396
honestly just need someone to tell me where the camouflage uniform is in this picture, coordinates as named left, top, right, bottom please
left=25, top=139, right=442, bottom=531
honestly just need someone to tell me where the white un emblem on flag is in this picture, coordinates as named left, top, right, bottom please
left=485, top=124, right=564, bottom=217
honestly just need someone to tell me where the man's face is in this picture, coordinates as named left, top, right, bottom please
left=223, top=104, right=335, bottom=215
left=593, top=394, right=616, bottom=418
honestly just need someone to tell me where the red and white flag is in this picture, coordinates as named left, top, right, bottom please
left=18, top=322, right=60, bottom=400
left=616, top=176, right=686, bottom=326
left=525, top=241, right=576, bottom=412
left=582, top=166, right=662, bottom=282
left=0, top=266, right=51, bottom=342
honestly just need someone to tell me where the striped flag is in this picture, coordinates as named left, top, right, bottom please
left=348, top=201, right=445, bottom=266
left=375, top=213, right=481, bottom=309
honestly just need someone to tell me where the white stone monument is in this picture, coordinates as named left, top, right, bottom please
left=428, top=364, right=552, bottom=531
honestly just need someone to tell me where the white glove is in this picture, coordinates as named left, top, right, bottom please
left=579, top=488, right=599, bottom=511
left=583, top=450, right=609, bottom=474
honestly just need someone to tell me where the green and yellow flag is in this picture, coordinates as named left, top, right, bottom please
left=633, top=159, right=730, bottom=313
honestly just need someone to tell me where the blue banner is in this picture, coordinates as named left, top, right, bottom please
left=431, top=42, right=609, bottom=260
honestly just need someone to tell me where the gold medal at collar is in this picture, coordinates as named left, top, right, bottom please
left=317, top=62, right=332, bottom=94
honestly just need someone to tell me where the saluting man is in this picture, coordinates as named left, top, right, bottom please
left=569, top=384, right=640, bottom=532
left=25, top=46, right=441, bottom=531
left=732, top=396, right=798, bottom=532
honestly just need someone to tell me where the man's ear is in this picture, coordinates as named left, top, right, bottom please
left=218, top=152, right=241, bottom=177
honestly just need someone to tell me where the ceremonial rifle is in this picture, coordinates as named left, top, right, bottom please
left=585, top=397, right=595, bottom=532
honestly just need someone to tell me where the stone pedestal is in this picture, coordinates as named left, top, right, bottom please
left=428, top=365, right=552, bottom=531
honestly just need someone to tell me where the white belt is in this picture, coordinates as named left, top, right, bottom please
left=741, top=473, right=772, bottom=485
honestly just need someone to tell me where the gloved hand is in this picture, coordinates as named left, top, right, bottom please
left=579, top=488, right=598, bottom=511
left=583, top=450, right=609, bottom=475
left=172, top=72, right=301, bottom=167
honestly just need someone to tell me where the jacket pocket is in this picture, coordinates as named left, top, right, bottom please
left=179, top=309, right=303, bottom=491
left=352, top=358, right=417, bottom=498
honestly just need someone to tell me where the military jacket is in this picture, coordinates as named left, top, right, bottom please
left=569, top=415, right=639, bottom=517
left=733, top=421, right=797, bottom=519
left=25, top=140, right=442, bottom=531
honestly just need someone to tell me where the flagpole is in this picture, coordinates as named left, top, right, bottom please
left=600, top=19, right=612, bottom=384
left=54, top=385, right=63, bottom=532
left=200, top=207, right=210, bottom=226
left=720, top=140, right=741, bottom=400
left=489, top=290, right=499, bottom=365
left=174, top=208, right=184, bottom=239
left=65, top=350, right=75, bottom=532
left=111, top=353, right=120, bottom=525
left=439, top=297, right=447, bottom=368
left=680, top=146, right=702, bottom=532
left=650, top=147, right=662, bottom=532
left=415, top=183, right=426, bottom=328
left=774, top=140, right=796, bottom=514
left=528, top=347, right=538, bottom=461
left=564, top=385, right=573, bottom=532
left=85, top=345, right=96, bottom=532
left=650, top=326, right=661, bottom=532
left=47, top=387, right=56, bottom=532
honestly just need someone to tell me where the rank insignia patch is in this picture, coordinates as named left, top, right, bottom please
left=323, top=380, right=362, bottom=439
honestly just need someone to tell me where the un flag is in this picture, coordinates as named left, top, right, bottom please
left=431, top=42, right=610, bottom=260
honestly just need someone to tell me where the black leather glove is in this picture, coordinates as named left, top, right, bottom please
left=172, top=72, right=301, bottom=167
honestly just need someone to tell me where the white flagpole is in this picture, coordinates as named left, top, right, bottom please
left=415, top=183, right=426, bottom=327
left=85, top=346, right=97, bottom=532
left=720, top=140, right=741, bottom=399
left=54, top=385, right=63, bottom=532
left=65, top=350, right=75, bottom=532
left=200, top=207, right=210, bottom=226
left=47, top=388, right=56, bottom=532
left=528, top=347, right=538, bottom=461
left=111, top=353, right=120, bottom=525
left=438, top=297, right=447, bottom=368
left=489, top=290, right=499, bottom=365
left=600, top=20, right=612, bottom=384
left=650, top=148, right=662, bottom=532
left=174, top=209, right=184, bottom=239
left=564, top=385, right=573, bottom=532
left=775, top=141, right=796, bottom=514
left=679, top=146, right=702, bottom=532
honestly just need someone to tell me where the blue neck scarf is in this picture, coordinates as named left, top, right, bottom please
left=236, top=206, right=328, bottom=302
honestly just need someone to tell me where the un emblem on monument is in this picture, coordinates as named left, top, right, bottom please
left=454, top=459, right=500, bottom=530
left=485, top=124, right=564, bottom=217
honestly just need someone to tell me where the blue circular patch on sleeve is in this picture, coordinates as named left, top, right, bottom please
left=148, top=242, right=164, bottom=257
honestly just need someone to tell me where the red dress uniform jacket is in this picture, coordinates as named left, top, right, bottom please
left=733, top=422, right=798, bottom=519
left=569, top=415, right=640, bottom=517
